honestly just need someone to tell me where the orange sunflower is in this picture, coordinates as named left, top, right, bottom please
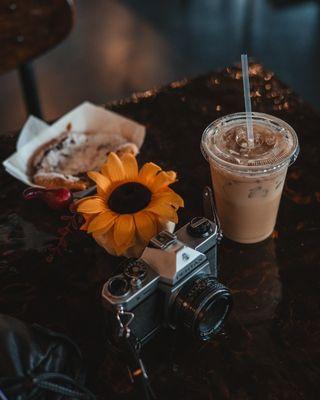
left=76, top=152, right=184, bottom=256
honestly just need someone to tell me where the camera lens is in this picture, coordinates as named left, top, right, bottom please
left=107, top=275, right=130, bottom=298
left=174, top=276, right=232, bottom=341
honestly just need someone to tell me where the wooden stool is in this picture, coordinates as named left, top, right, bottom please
left=0, top=0, right=75, bottom=118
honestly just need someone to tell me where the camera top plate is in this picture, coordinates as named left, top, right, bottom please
left=150, top=231, right=177, bottom=250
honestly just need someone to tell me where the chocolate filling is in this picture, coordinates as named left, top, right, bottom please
left=108, top=182, right=152, bottom=214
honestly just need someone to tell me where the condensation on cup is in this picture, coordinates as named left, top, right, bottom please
left=201, top=112, right=299, bottom=244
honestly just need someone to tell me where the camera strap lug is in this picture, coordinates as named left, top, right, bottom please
left=128, top=357, right=148, bottom=381
left=118, top=334, right=156, bottom=400
left=203, top=186, right=223, bottom=243
left=112, top=303, right=155, bottom=399
left=116, top=306, right=134, bottom=338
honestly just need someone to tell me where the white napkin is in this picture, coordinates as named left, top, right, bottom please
left=3, top=101, right=146, bottom=189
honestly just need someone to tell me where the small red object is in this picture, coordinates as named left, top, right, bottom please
left=23, top=187, right=73, bottom=210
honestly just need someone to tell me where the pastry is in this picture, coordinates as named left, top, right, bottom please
left=28, top=130, right=139, bottom=191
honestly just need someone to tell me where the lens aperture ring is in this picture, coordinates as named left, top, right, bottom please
left=176, top=276, right=224, bottom=326
left=187, top=277, right=223, bottom=299
left=174, top=275, right=232, bottom=341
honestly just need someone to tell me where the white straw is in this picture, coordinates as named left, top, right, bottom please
left=241, top=54, right=254, bottom=147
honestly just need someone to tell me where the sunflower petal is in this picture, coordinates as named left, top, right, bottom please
left=93, top=227, right=129, bottom=256
left=138, top=162, right=161, bottom=186
left=87, top=171, right=111, bottom=195
left=74, top=195, right=99, bottom=208
left=80, top=213, right=95, bottom=231
left=77, top=197, right=106, bottom=214
left=121, top=153, right=138, bottom=180
left=134, top=211, right=157, bottom=242
left=101, top=163, right=108, bottom=177
left=114, top=214, right=135, bottom=246
left=101, top=152, right=125, bottom=182
left=87, top=210, right=117, bottom=233
left=146, top=202, right=179, bottom=223
left=152, top=189, right=184, bottom=209
left=149, top=171, right=177, bottom=192
left=113, top=242, right=131, bottom=256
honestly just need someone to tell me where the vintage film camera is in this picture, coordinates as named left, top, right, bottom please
left=102, top=187, right=232, bottom=344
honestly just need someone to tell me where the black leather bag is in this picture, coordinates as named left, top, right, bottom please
left=0, top=314, right=95, bottom=400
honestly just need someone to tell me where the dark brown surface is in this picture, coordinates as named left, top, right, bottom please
left=0, top=63, right=319, bottom=399
left=0, top=0, right=74, bottom=75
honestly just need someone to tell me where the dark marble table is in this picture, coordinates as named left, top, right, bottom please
left=0, top=63, right=319, bottom=400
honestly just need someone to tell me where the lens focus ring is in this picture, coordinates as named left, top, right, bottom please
left=174, top=275, right=232, bottom=341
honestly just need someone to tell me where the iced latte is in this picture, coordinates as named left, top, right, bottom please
left=201, top=112, right=299, bottom=243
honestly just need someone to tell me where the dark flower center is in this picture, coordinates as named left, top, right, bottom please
left=108, top=182, right=152, bottom=214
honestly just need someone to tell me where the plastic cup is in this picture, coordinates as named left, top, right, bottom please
left=201, top=112, right=299, bottom=244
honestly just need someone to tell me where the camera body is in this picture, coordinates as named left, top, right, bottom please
left=102, top=217, right=231, bottom=344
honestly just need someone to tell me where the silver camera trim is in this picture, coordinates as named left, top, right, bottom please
left=150, top=231, right=177, bottom=249
left=102, top=217, right=219, bottom=317
left=102, top=268, right=160, bottom=310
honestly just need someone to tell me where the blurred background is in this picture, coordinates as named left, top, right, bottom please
left=1, top=0, right=320, bottom=132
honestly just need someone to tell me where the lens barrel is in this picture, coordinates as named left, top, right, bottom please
left=174, top=275, right=232, bottom=341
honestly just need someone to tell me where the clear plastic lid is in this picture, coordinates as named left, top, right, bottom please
left=201, top=112, right=299, bottom=174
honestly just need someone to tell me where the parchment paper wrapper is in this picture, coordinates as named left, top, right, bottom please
left=3, top=102, right=146, bottom=193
